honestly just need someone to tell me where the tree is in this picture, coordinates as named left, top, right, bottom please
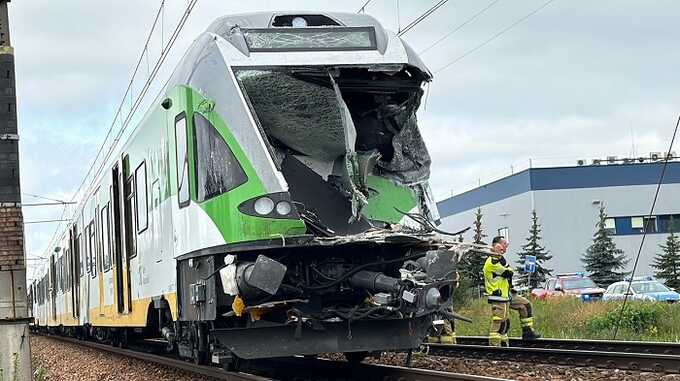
left=460, top=208, right=487, bottom=289
left=515, top=210, right=553, bottom=288
left=651, top=217, right=680, bottom=290
left=472, top=208, right=486, bottom=244
left=582, top=206, right=628, bottom=287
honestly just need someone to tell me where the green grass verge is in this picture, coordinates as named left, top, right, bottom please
left=454, top=296, right=680, bottom=342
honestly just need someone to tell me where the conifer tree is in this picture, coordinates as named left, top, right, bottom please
left=460, top=208, right=487, bottom=288
left=651, top=217, right=680, bottom=290
left=515, top=210, right=553, bottom=288
left=582, top=206, right=628, bottom=287
left=472, top=208, right=486, bottom=245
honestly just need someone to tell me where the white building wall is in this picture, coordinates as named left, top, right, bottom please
left=439, top=192, right=535, bottom=271
left=440, top=183, right=680, bottom=277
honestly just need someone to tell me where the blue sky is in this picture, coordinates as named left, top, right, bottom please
left=11, top=1, right=680, bottom=278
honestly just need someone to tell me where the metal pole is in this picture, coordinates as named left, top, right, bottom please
left=0, top=1, right=31, bottom=379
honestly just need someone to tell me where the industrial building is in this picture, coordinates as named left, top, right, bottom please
left=437, top=159, right=680, bottom=277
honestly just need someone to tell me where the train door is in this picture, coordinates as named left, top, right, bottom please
left=122, top=154, right=136, bottom=311
left=70, top=225, right=80, bottom=318
left=49, top=255, right=56, bottom=321
left=111, top=163, right=127, bottom=313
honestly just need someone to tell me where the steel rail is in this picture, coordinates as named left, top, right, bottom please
left=256, top=356, right=513, bottom=381
left=37, top=334, right=511, bottom=380
left=427, top=342, right=680, bottom=373
left=452, top=336, right=680, bottom=355
left=37, top=334, right=270, bottom=381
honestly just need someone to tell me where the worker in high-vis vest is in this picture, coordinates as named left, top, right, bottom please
left=484, top=236, right=541, bottom=346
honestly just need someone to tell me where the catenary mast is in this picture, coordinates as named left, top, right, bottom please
left=0, top=1, right=31, bottom=380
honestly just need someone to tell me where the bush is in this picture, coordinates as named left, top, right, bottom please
left=586, top=303, right=662, bottom=334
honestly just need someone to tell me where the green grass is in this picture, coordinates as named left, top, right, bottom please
left=454, top=296, right=680, bottom=342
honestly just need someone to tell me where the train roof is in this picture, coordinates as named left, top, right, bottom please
left=206, top=11, right=383, bottom=31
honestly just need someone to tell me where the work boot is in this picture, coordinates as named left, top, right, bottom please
left=439, top=334, right=455, bottom=344
left=500, top=335, right=510, bottom=347
left=522, top=327, right=541, bottom=340
left=426, top=335, right=440, bottom=343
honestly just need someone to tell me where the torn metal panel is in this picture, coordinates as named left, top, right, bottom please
left=370, top=89, right=431, bottom=185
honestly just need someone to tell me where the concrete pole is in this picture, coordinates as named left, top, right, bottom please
left=0, top=1, right=32, bottom=380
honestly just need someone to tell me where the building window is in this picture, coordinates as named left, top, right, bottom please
left=135, top=161, right=148, bottom=233
left=604, top=218, right=616, bottom=235
left=644, top=216, right=657, bottom=234
left=631, top=217, right=644, bottom=234
left=658, top=214, right=680, bottom=233
left=498, top=227, right=509, bottom=242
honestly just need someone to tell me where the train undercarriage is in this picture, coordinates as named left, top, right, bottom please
left=169, top=231, right=463, bottom=368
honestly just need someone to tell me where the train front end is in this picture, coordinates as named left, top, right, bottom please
left=173, top=12, right=466, bottom=366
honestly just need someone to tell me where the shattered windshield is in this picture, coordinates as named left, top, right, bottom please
left=234, top=67, right=431, bottom=184
left=235, top=70, right=347, bottom=162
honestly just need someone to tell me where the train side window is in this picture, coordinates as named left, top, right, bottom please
left=175, top=114, right=190, bottom=208
left=77, top=232, right=83, bottom=277
left=57, top=256, right=62, bottom=292
left=65, top=249, right=70, bottom=290
left=135, top=161, right=148, bottom=233
left=101, top=204, right=112, bottom=271
left=193, top=113, right=247, bottom=202
left=89, top=221, right=97, bottom=278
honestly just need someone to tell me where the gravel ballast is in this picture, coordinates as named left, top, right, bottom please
left=32, top=335, right=680, bottom=381
left=368, top=352, right=680, bottom=381
left=31, top=335, right=220, bottom=381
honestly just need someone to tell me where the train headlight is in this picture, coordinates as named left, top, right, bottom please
left=276, top=201, right=292, bottom=216
left=238, top=192, right=299, bottom=219
left=254, top=197, right=275, bottom=215
left=292, top=16, right=308, bottom=27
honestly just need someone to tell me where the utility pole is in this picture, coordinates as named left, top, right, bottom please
left=0, top=1, right=31, bottom=380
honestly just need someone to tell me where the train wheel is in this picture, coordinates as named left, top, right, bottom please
left=118, top=329, right=129, bottom=348
left=343, top=351, right=369, bottom=364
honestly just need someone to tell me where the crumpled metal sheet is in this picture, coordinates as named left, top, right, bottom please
left=374, top=92, right=431, bottom=185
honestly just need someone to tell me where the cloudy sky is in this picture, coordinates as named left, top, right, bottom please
left=11, top=1, right=679, bottom=277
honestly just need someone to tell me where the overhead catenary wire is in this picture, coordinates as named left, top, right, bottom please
left=612, top=115, right=680, bottom=340
left=24, top=219, right=72, bottom=225
left=71, top=1, right=167, bottom=206
left=357, top=0, right=374, bottom=13
left=34, top=0, right=167, bottom=264
left=434, top=0, right=558, bottom=74
left=22, top=202, right=77, bottom=207
left=22, top=192, right=71, bottom=204
left=397, top=0, right=449, bottom=37
left=419, top=0, right=502, bottom=55
left=36, top=0, right=199, bottom=262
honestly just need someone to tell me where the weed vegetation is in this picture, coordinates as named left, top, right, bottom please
left=455, top=296, right=680, bottom=342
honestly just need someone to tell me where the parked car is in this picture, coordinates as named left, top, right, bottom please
left=603, top=276, right=680, bottom=303
left=531, top=272, right=606, bottom=301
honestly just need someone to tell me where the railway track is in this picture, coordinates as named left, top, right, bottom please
left=427, top=336, right=680, bottom=373
left=37, top=333, right=510, bottom=381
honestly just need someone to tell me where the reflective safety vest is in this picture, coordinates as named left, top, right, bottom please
left=483, top=255, right=512, bottom=299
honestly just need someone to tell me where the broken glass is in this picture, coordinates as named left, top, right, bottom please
left=244, top=28, right=375, bottom=51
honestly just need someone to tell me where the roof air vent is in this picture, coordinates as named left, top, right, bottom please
left=272, top=14, right=341, bottom=27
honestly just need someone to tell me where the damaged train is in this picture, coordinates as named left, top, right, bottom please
left=30, top=11, right=473, bottom=367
